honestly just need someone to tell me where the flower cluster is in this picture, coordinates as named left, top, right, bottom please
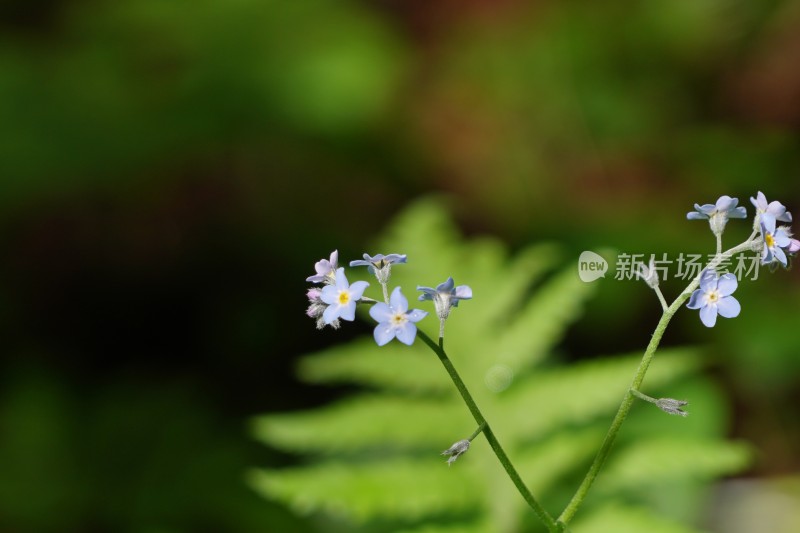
left=305, top=250, right=472, bottom=345
left=305, top=251, right=370, bottom=330
left=680, top=192, right=796, bottom=327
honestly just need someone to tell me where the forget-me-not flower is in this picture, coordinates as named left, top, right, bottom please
left=306, top=250, right=338, bottom=284
left=759, top=214, right=792, bottom=266
left=350, top=253, right=407, bottom=284
left=417, top=277, right=472, bottom=321
left=368, top=287, right=428, bottom=346
left=687, top=195, right=747, bottom=236
left=320, top=268, right=369, bottom=324
left=751, top=191, right=792, bottom=223
left=686, top=270, right=741, bottom=328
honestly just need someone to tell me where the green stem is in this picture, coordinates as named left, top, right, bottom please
left=557, top=239, right=756, bottom=526
left=418, top=330, right=559, bottom=532
left=653, top=286, right=668, bottom=313
left=629, top=388, right=657, bottom=404
left=468, top=422, right=486, bottom=442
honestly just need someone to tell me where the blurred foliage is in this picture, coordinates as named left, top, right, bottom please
left=1, top=0, right=799, bottom=530
left=251, top=200, right=750, bottom=532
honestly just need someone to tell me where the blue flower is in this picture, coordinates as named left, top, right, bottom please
left=350, top=253, right=408, bottom=285
left=320, top=268, right=369, bottom=324
left=687, top=195, right=747, bottom=235
left=368, top=287, right=428, bottom=346
left=760, top=214, right=792, bottom=266
left=686, top=270, right=741, bottom=328
left=417, top=277, right=472, bottom=320
left=687, top=196, right=747, bottom=221
left=751, top=191, right=792, bottom=223
left=306, top=250, right=338, bottom=283
left=349, top=253, right=407, bottom=271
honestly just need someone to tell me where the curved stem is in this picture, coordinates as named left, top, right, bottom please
left=417, top=330, right=559, bottom=532
left=557, top=239, right=756, bottom=526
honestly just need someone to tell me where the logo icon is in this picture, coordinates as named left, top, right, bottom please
left=578, top=251, right=608, bottom=282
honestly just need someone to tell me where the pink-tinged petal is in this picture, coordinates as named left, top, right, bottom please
left=389, top=287, right=408, bottom=313
left=369, top=302, right=393, bottom=322
left=395, top=323, right=417, bottom=345
left=349, top=280, right=369, bottom=300
left=322, top=304, right=341, bottom=324
left=320, top=285, right=338, bottom=305
left=329, top=250, right=338, bottom=266
left=699, top=305, right=718, bottom=328
left=406, top=309, right=428, bottom=323
left=686, top=289, right=705, bottom=309
left=338, top=301, right=357, bottom=321
left=717, top=274, right=738, bottom=297
left=717, top=296, right=741, bottom=318
left=373, top=323, right=396, bottom=346
left=789, top=239, right=800, bottom=254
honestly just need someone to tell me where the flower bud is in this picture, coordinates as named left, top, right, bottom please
left=655, top=398, right=688, bottom=417
left=441, top=439, right=470, bottom=466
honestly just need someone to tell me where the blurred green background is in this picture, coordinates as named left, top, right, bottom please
left=1, top=0, right=799, bottom=531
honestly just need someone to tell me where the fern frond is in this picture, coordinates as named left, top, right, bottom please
left=496, top=348, right=702, bottom=442
left=597, top=437, right=751, bottom=494
left=572, top=503, right=708, bottom=533
left=248, top=458, right=482, bottom=522
left=253, top=395, right=470, bottom=453
left=298, top=339, right=451, bottom=394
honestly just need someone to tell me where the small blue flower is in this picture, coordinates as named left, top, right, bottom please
left=687, top=196, right=747, bottom=221
left=417, top=277, right=472, bottom=320
left=369, top=287, right=428, bottom=346
left=349, top=253, right=407, bottom=272
left=320, top=268, right=369, bottom=324
left=687, top=195, right=747, bottom=235
left=760, top=214, right=793, bottom=266
left=751, top=191, right=792, bottom=223
left=350, top=253, right=407, bottom=285
left=306, top=250, right=338, bottom=283
left=686, top=270, right=741, bottom=328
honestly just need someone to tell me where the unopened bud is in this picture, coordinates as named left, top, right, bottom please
left=441, top=439, right=470, bottom=466
left=655, top=398, right=688, bottom=417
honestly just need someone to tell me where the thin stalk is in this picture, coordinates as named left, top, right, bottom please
left=653, top=286, right=668, bottom=313
left=417, top=330, right=559, bottom=532
left=557, top=239, right=756, bottom=526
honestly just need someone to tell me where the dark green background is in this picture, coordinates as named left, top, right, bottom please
left=1, top=0, right=798, bottom=530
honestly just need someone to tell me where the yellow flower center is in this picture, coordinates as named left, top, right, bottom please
left=706, top=290, right=720, bottom=304
left=765, top=233, right=775, bottom=248
left=390, top=312, right=407, bottom=326
left=338, top=291, right=350, bottom=305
